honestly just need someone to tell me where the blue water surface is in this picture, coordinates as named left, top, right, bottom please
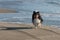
left=0, top=0, right=60, bottom=27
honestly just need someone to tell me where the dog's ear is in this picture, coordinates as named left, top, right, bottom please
left=36, top=12, right=39, bottom=13
left=33, top=11, right=36, bottom=14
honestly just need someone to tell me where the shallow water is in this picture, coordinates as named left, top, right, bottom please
left=0, top=0, right=60, bottom=27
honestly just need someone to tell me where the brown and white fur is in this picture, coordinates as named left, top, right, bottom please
left=32, top=11, right=43, bottom=29
left=34, top=18, right=42, bottom=29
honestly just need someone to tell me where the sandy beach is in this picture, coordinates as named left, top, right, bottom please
left=0, top=8, right=17, bottom=13
left=0, top=22, right=60, bottom=40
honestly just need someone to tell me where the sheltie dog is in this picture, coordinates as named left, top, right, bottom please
left=32, top=11, right=43, bottom=29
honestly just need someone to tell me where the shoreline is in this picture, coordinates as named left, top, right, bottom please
left=0, top=22, right=60, bottom=31
left=0, top=22, right=60, bottom=40
left=0, top=21, right=59, bottom=29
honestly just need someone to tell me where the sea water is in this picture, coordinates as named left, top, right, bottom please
left=0, top=0, right=60, bottom=28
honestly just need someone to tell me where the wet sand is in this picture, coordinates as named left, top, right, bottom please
left=0, top=8, right=17, bottom=13
left=0, top=22, right=60, bottom=40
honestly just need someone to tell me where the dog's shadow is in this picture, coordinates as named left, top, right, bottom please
left=0, top=26, right=33, bottom=30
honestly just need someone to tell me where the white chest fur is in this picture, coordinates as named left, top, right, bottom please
left=34, top=19, right=41, bottom=24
